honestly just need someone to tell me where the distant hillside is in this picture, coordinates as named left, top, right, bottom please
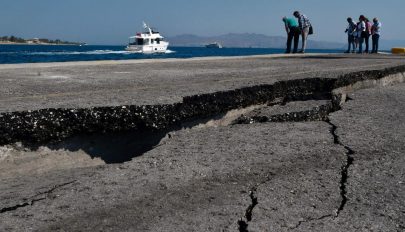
left=168, top=33, right=345, bottom=49
left=0, top=35, right=84, bottom=45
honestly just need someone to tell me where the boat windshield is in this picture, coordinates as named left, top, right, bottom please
left=129, top=38, right=146, bottom=45
left=129, top=36, right=164, bottom=45
left=136, top=38, right=144, bottom=45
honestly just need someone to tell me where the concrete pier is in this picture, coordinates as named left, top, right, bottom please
left=0, top=54, right=404, bottom=231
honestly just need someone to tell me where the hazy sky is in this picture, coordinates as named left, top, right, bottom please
left=1, top=0, right=404, bottom=45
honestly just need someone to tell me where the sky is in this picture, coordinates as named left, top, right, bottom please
left=0, top=0, right=404, bottom=45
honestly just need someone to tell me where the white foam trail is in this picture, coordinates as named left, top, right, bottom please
left=165, top=49, right=176, bottom=54
left=1, top=49, right=175, bottom=56
left=28, top=50, right=133, bottom=56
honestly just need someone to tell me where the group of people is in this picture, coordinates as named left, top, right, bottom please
left=282, top=11, right=382, bottom=54
left=345, top=15, right=382, bottom=54
left=283, top=11, right=313, bottom=54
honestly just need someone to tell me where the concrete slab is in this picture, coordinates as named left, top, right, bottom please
left=0, top=121, right=344, bottom=231
left=0, top=55, right=405, bottom=231
left=0, top=54, right=404, bottom=112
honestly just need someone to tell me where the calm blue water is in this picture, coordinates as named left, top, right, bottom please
left=0, top=45, right=343, bottom=64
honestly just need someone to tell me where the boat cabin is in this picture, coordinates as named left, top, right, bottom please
left=129, top=38, right=164, bottom=46
left=128, top=32, right=165, bottom=46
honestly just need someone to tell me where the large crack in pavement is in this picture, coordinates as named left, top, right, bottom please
left=238, top=188, right=258, bottom=232
left=0, top=180, right=77, bottom=214
left=1, top=65, right=404, bottom=149
left=230, top=74, right=405, bottom=230
left=1, top=65, right=405, bottom=230
left=325, top=119, right=355, bottom=217
left=233, top=100, right=355, bottom=230
left=237, top=172, right=274, bottom=232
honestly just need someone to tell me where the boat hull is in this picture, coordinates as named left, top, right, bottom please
left=126, top=43, right=169, bottom=53
left=205, top=43, right=222, bottom=49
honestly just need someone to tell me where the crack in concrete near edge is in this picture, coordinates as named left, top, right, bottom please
left=238, top=188, right=258, bottom=232
left=285, top=111, right=355, bottom=230
left=325, top=118, right=355, bottom=217
left=0, top=180, right=77, bottom=214
left=237, top=173, right=274, bottom=232
left=234, top=93, right=354, bottom=230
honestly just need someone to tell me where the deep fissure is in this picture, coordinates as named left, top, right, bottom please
left=237, top=173, right=274, bottom=231
left=238, top=188, right=258, bottom=232
left=325, top=119, right=355, bottom=217
left=0, top=66, right=404, bottom=165
left=0, top=65, right=404, bottom=230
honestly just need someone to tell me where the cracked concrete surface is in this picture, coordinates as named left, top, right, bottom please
left=0, top=180, right=76, bottom=214
left=325, top=119, right=355, bottom=217
left=0, top=121, right=346, bottom=231
left=0, top=55, right=405, bottom=231
left=234, top=100, right=334, bottom=124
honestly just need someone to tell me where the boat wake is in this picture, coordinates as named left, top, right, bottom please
left=0, top=49, right=176, bottom=56
left=165, top=49, right=176, bottom=54
left=27, top=50, right=133, bottom=56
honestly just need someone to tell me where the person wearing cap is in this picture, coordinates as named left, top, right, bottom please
left=293, top=11, right=311, bottom=53
left=282, top=16, right=300, bottom=53
left=371, top=18, right=382, bottom=53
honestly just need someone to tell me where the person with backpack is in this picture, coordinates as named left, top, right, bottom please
left=356, top=15, right=366, bottom=53
left=293, top=11, right=312, bottom=53
left=371, top=18, right=382, bottom=53
left=345, top=17, right=357, bottom=53
left=282, top=16, right=300, bottom=53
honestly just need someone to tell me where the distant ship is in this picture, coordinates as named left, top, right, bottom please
left=126, top=22, right=169, bottom=53
left=205, top=42, right=223, bottom=48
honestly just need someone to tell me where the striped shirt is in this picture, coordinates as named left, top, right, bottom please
left=298, top=14, right=311, bottom=30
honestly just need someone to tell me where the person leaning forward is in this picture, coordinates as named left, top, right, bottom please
left=293, top=11, right=311, bottom=53
left=283, top=16, right=300, bottom=53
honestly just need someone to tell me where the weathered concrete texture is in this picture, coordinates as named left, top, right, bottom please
left=0, top=122, right=344, bottom=231
left=0, top=54, right=404, bottom=112
left=280, top=83, right=405, bottom=232
left=1, top=56, right=405, bottom=231
left=1, top=64, right=405, bottom=146
left=0, top=144, right=104, bottom=179
left=329, top=84, right=405, bottom=231
left=234, top=100, right=333, bottom=124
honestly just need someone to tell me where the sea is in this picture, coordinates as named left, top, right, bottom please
left=0, top=45, right=344, bottom=64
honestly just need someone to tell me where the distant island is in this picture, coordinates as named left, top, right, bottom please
left=0, top=35, right=85, bottom=45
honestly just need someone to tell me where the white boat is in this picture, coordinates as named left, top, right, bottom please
left=126, top=22, right=169, bottom=53
left=205, top=42, right=223, bottom=48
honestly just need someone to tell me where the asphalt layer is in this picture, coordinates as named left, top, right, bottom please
left=0, top=53, right=404, bottom=112
left=0, top=54, right=405, bottom=231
